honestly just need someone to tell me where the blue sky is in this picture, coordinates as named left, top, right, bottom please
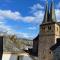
left=0, top=0, right=60, bottom=40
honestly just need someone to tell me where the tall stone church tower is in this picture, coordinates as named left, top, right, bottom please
left=38, top=0, right=60, bottom=60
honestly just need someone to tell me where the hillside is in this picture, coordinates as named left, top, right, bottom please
left=3, top=35, right=33, bottom=52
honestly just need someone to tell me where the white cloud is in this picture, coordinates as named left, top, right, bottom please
left=0, top=10, right=21, bottom=20
left=22, top=16, right=35, bottom=23
left=0, top=21, right=5, bottom=24
left=16, top=32, right=34, bottom=39
left=33, top=10, right=44, bottom=23
left=0, top=22, right=34, bottom=39
left=29, top=3, right=44, bottom=24
left=0, top=24, right=14, bottom=34
left=1, top=3, right=60, bottom=39
left=55, top=9, right=60, bottom=22
left=56, top=2, right=60, bottom=8
left=0, top=9, right=44, bottom=23
left=0, top=9, right=36, bottom=23
left=30, top=3, right=44, bottom=12
left=0, top=3, right=44, bottom=39
left=27, top=26, right=36, bottom=30
left=0, top=23, right=32, bottom=39
left=0, top=4, right=60, bottom=39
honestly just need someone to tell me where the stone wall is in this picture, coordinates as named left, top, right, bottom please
left=38, top=35, right=56, bottom=60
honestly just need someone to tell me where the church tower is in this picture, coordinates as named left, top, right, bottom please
left=38, top=0, right=60, bottom=60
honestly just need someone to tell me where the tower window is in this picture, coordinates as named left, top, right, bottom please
left=42, top=27, right=45, bottom=32
left=48, top=26, right=51, bottom=30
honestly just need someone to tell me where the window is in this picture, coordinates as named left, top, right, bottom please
left=57, top=27, right=58, bottom=31
left=17, top=56, right=23, bottom=60
left=48, top=26, right=51, bottom=30
left=42, top=26, right=45, bottom=32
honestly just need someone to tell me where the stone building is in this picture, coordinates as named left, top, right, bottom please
left=0, top=33, right=35, bottom=60
left=33, top=34, right=39, bottom=56
left=38, top=0, right=60, bottom=60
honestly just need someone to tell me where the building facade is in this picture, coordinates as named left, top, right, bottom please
left=38, top=0, right=60, bottom=60
left=33, top=35, right=39, bottom=56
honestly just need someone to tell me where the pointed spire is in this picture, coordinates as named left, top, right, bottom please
left=42, top=0, right=50, bottom=24
left=50, top=0, right=56, bottom=22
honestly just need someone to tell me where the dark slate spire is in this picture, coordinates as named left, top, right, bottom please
left=42, top=0, right=49, bottom=24
left=50, top=0, right=56, bottom=22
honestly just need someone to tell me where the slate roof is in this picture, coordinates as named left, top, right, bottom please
left=50, top=43, right=60, bottom=51
left=50, top=38, right=60, bottom=51
left=42, top=0, right=56, bottom=24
